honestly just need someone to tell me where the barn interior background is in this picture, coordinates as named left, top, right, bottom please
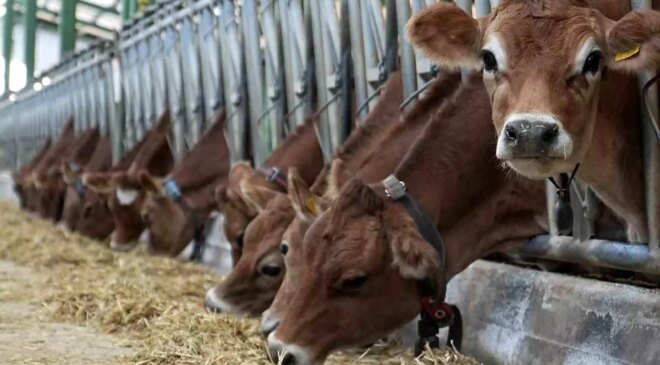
left=0, top=0, right=658, bottom=364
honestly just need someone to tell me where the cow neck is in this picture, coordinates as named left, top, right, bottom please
left=356, top=72, right=463, bottom=185
left=262, top=116, right=324, bottom=187
left=578, top=71, right=648, bottom=241
left=382, top=75, right=546, bottom=278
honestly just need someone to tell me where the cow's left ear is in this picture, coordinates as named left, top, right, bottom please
left=407, top=2, right=484, bottom=70
left=387, top=209, right=442, bottom=284
left=607, top=10, right=660, bottom=72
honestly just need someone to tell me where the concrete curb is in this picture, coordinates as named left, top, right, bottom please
left=446, top=261, right=660, bottom=365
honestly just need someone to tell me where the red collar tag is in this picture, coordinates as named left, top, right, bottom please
left=420, top=297, right=453, bottom=326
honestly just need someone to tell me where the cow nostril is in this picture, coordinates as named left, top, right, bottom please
left=542, top=124, right=559, bottom=143
left=505, top=125, right=517, bottom=141
left=204, top=293, right=222, bottom=313
left=282, top=353, right=296, bottom=365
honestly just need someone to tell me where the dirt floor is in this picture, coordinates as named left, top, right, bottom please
left=0, top=260, right=133, bottom=365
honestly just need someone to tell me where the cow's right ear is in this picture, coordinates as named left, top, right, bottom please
left=406, top=2, right=483, bottom=70
left=137, top=170, right=163, bottom=196
left=82, top=173, right=115, bottom=195
left=288, top=168, right=328, bottom=223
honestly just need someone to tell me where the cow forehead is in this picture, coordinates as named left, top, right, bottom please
left=488, top=5, right=602, bottom=66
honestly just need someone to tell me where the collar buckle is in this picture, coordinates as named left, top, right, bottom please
left=382, top=175, right=406, bottom=200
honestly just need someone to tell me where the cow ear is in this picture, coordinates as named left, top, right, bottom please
left=83, top=173, right=115, bottom=195
left=607, top=10, right=660, bottom=73
left=407, top=2, right=483, bottom=70
left=288, top=168, right=328, bottom=223
left=239, top=180, right=281, bottom=213
left=327, top=159, right=353, bottom=200
left=387, top=209, right=442, bottom=285
left=60, top=162, right=79, bottom=185
left=137, top=170, right=163, bottom=196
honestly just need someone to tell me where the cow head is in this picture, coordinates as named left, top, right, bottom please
left=266, top=179, right=441, bottom=364
left=204, top=192, right=292, bottom=317
left=137, top=171, right=194, bottom=256
left=261, top=168, right=329, bottom=337
left=75, top=186, right=115, bottom=240
left=215, top=162, right=281, bottom=261
left=407, top=1, right=660, bottom=179
left=83, top=172, right=146, bottom=250
left=34, top=169, right=66, bottom=222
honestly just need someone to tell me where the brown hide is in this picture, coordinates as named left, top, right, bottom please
left=79, top=132, right=148, bottom=240
left=205, top=71, right=464, bottom=318
left=14, top=138, right=52, bottom=210
left=267, top=75, right=548, bottom=363
left=62, top=135, right=112, bottom=235
left=261, top=70, right=465, bottom=330
left=139, top=110, right=230, bottom=257
left=218, top=115, right=324, bottom=260
left=406, top=0, right=659, bottom=243
left=109, top=110, right=174, bottom=249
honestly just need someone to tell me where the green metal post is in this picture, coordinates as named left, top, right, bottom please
left=129, top=0, right=138, bottom=17
left=121, top=0, right=131, bottom=22
left=59, top=0, right=77, bottom=56
left=3, top=0, right=15, bottom=93
left=23, top=0, right=37, bottom=81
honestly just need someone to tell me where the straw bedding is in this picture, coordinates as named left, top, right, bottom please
left=0, top=202, right=479, bottom=365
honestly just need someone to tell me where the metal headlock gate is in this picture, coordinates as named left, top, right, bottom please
left=0, top=0, right=658, bottom=277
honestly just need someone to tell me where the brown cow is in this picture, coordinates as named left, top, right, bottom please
left=13, top=138, right=52, bottom=211
left=216, top=116, right=324, bottom=261
left=84, top=110, right=174, bottom=250
left=137, top=110, right=230, bottom=257
left=406, top=0, right=660, bottom=243
left=265, top=74, right=549, bottom=364
left=60, top=134, right=113, bottom=233
left=77, top=129, right=151, bottom=240
left=33, top=122, right=96, bottom=222
left=260, top=70, right=463, bottom=335
left=203, top=71, right=461, bottom=318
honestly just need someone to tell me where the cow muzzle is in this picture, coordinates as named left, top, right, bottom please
left=496, top=114, right=573, bottom=161
left=267, top=333, right=314, bottom=365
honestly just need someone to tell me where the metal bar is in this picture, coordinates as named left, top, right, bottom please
left=396, top=0, right=416, bottom=102
left=23, top=0, right=37, bottom=81
left=122, top=0, right=131, bottom=21
left=3, top=0, right=15, bottom=93
left=59, top=0, right=77, bottom=56
left=518, top=235, right=660, bottom=276
left=242, top=0, right=267, bottom=164
left=79, top=0, right=119, bottom=15
left=633, top=0, right=660, bottom=252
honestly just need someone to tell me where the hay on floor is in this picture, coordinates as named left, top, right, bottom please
left=0, top=202, right=480, bottom=365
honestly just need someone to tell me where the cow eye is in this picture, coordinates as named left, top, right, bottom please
left=582, top=51, right=602, bottom=75
left=341, top=275, right=368, bottom=293
left=260, top=265, right=282, bottom=277
left=280, top=242, right=289, bottom=256
left=236, top=232, right=245, bottom=248
left=481, top=50, right=498, bottom=72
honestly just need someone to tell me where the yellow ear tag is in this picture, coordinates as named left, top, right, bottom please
left=305, top=197, right=317, bottom=215
left=615, top=44, right=641, bottom=62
